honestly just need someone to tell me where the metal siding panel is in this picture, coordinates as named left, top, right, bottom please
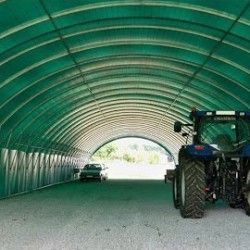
left=0, top=148, right=77, bottom=199
left=44, top=154, right=50, bottom=186
left=9, top=150, right=18, bottom=195
left=26, top=153, right=34, bottom=191
left=55, top=155, right=58, bottom=182
left=48, top=154, right=54, bottom=185
left=18, top=151, right=26, bottom=193
left=39, top=153, right=45, bottom=187
left=0, top=149, right=8, bottom=198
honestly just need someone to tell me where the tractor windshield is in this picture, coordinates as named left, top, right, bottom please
left=199, top=116, right=250, bottom=151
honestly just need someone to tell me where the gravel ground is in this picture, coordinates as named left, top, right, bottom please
left=0, top=180, right=249, bottom=250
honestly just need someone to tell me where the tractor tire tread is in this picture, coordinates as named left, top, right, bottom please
left=180, top=158, right=205, bottom=219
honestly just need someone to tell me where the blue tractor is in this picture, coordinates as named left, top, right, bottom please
left=173, top=110, right=250, bottom=218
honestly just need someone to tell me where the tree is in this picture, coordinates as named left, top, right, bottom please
left=123, top=153, right=136, bottom=163
left=94, top=143, right=117, bottom=160
left=148, top=152, right=160, bottom=165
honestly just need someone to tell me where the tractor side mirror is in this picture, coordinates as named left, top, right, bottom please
left=174, top=121, right=182, bottom=133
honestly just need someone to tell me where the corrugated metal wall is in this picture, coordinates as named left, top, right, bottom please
left=0, top=148, right=83, bottom=199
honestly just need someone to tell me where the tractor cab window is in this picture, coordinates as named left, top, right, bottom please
left=199, top=116, right=250, bottom=151
left=237, top=119, right=250, bottom=143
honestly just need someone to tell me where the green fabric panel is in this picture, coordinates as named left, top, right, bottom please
left=0, top=0, right=249, bottom=158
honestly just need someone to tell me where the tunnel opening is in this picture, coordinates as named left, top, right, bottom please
left=88, top=137, right=175, bottom=180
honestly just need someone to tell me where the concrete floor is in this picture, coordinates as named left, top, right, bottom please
left=0, top=180, right=250, bottom=250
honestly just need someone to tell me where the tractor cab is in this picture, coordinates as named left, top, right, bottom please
left=174, top=111, right=250, bottom=156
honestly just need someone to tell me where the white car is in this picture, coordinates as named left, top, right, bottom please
left=80, top=163, right=108, bottom=181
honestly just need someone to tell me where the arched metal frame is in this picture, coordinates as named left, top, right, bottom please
left=0, top=0, right=249, bottom=162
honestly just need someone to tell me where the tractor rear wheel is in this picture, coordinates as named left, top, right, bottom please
left=180, top=158, right=206, bottom=218
left=245, top=168, right=250, bottom=216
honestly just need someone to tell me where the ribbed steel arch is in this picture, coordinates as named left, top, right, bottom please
left=45, top=102, right=191, bottom=144
left=1, top=41, right=248, bottom=127
left=5, top=57, right=246, bottom=139
left=0, top=0, right=249, bottom=161
left=0, top=38, right=248, bottom=118
left=77, top=122, right=184, bottom=155
left=42, top=87, right=226, bottom=147
left=1, top=57, right=197, bottom=123
left=24, top=79, right=238, bottom=144
left=58, top=113, right=177, bottom=147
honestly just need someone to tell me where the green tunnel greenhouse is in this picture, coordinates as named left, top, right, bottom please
left=0, top=0, right=249, bottom=198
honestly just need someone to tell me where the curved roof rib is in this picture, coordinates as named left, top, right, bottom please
left=0, top=0, right=249, bottom=160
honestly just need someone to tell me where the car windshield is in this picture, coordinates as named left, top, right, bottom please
left=84, top=164, right=102, bottom=170
left=199, top=116, right=250, bottom=151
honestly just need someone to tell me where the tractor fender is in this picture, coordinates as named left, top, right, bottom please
left=185, top=144, right=213, bottom=157
left=242, top=145, right=250, bottom=157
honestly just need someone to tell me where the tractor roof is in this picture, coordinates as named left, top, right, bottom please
left=191, top=111, right=250, bottom=118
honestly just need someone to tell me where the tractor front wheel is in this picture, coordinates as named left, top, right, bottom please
left=173, top=168, right=180, bottom=209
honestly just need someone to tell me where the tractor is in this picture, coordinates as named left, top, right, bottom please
left=173, top=110, right=250, bottom=218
